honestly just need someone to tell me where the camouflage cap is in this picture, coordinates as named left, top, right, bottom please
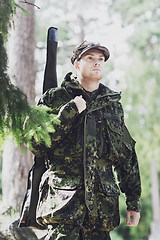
left=71, top=40, right=110, bottom=64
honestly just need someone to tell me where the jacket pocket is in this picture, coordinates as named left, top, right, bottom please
left=37, top=171, right=77, bottom=221
left=106, top=118, right=122, bottom=135
left=97, top=182, right=120, bottom=230
left=39, top=167, right=81, bottom=191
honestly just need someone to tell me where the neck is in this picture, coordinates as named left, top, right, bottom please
left=79, top=78, right=100, bottom=92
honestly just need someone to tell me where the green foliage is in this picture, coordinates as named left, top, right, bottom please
left=0, top=0, right=60, bottom=149
left=22, top=105, right=60, bottom=150
left=0, top=56, right=59, bottom=148
left=111, top=229, right=124, bottom=240
left=0, top=0, right=16, bottom=41
left=0, top=63, right=59, bottom=149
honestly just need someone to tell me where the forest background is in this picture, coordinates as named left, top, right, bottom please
left=0, top=0, right=160, bottom=239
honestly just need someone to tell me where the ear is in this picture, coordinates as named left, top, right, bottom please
left=74, top=60, right=80, bottom=70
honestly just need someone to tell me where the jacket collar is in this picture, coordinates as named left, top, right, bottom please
left=61, top=72, right=121, bottom=103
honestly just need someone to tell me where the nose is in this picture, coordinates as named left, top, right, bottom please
left=94, top=60, right=100, bottom=66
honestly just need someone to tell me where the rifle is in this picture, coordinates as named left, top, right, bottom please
left=19, top=27, right=58, bottom=228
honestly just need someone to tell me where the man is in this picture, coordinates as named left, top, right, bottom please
left=21, top=41, right=141, bottom=240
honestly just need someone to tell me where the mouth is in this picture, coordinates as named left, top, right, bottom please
left=93, top=68, right=101, bottom=71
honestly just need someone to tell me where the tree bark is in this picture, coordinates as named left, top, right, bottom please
left=2, top=0, right=36, bottom=210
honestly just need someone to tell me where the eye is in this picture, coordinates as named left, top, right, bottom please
left=88, top=56, right=93, bottom=60
left=99, top=57, right=105, bottom=62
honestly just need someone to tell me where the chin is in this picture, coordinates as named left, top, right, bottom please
left=94, top=74, right=103, bottom=80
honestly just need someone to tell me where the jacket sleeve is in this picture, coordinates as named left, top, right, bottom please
left=27, top=88, right=79, bottom=156
left=112, top=100, right=141, bottom=212
left=114, top=123, right=141, bottom=211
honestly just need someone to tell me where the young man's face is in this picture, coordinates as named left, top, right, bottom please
left=75, top=49, right=105, bottom=81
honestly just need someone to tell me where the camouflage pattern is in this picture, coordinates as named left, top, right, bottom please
left=71, top=40, right=110, bottom=64
left=30, top=72, right=141, bottom=238
left=44, top=221, right=111, bottom=240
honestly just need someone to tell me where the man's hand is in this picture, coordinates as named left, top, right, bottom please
left=126, top=210, right=140, bottom=227
left=73, top=95, right=86, bottom=113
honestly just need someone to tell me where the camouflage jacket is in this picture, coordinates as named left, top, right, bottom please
left=30, top=72, right=141, bottom=230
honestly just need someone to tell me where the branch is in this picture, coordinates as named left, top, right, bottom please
left=20, top=0, right=40, bottom=9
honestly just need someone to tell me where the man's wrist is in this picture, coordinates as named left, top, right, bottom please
left=127, top=199, right=140, bottom=212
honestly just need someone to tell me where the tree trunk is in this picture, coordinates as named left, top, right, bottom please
left=78, top=14, right=85, bottom=43
left=2, top=0, right=36, bottom=210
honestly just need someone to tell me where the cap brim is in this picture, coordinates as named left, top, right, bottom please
left=78, top=45, right=110, bottom=62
